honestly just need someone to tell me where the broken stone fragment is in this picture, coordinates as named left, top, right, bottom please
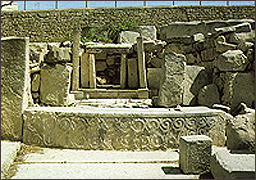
left=128, top=26, right=157, bottom=41
left=215, top=50, right=248, bottom=72
left=150, top=58, right=161, bottom=68
left=44, top=43, right=71, bottom=63
left=197, top=84, right=220, bottom=107
left=192, top=33, right=205, bottom=42
left=118, top=31, right=140, bottom=44
left=237, top=41, right=254, bottom=53
left=227, top=31, right=255, bottom=44
left=165, top=43, right=185, bottom=54
left=31, top=73, right=41, bottom=92
left=227, top=110, right=255, bottom=153
left=215, top=35, right=226, bottom=42
left=147, top=68, right=161, bottom=90
left=221, top=71, right=255, bottom=109
left=201, top=48, right=216, bottom=62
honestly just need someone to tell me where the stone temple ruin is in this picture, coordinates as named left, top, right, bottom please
left=1, top=4, right=255, bottom=179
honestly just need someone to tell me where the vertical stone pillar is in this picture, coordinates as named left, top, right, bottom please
left=89, top=54, right=96, bottom=88
left=72, top=28, right=80, bottom=90
left=120, top=54, right=127, bottom=89
left=137, top=36, right=147, bottom=89
left=81, top=52, right=89, bottom=88
left=1, top=37, right=31, bottom=140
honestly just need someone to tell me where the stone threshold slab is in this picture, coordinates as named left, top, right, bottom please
left=23, top=148, right=179, bottom=163
left=23, top=106, right=226, bottom=150
left=11, top=163, right=199, bottom=179
left=79, top=88, right=149, bottom=99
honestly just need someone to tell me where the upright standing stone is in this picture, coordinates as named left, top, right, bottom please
left=89, top=54, right=96, bottom=89
left=40, top=64, right=73, bottom=106
left=81, top=52, right=89, bottom=88
left=1, top=37, right=31, bottom=140
left=120, top=54, right=127, bottom=89
left=179, top=135, right=212, bottom=174
left=72, top=28, right=80, bottom=90
left=127, top=58, right=138, bottom=89
left=157, top=52, right=186, bottom=107
left=137, top=36, right=147, bottom=88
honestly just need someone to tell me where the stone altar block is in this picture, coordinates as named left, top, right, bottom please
left=179, top=135, right=212, bottom=174
left=23, top=107, right=226, bottom=151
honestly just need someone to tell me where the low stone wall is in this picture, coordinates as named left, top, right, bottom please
left=1, top=5, right=255, bottom=42
left=23, top=107, right=226, bottom=150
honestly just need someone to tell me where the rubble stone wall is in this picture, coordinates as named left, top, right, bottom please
left=1, top=5, right=255, bottom=42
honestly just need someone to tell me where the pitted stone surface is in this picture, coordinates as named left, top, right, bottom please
left=40, top=64, right=72, bottom=106
left=157, top=52, right=186, bottom=107
left=1, top=37, right=31, bottom=140
left=22, top=107, right=226, bottom=150
left=179, top=135, right=212, bottom=174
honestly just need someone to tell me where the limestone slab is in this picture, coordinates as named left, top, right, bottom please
left=129, top=26, right=157, bottom=41
left=118, top=31, right=140, bottom=44
left=11, top=163, right=198, bottom=179
left=1, top=141, right=21, bottom=179
left=157, top=52, right=186, bottom=107
left=221, top=71, right=255, bottom=109
left=127, top=58, right=138, bottom=89
left=147, top=68, right=161, bottom=90
left=23, top=106, right=226, bottom=150
left=1, top=37, right=31, bottom=140
left=183, top=65, right=209, bottom=106
left=40, top=64, right=73, bottom=106
left=210, top=147, right=255, bottom=179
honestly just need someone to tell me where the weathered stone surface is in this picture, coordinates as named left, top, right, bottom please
left=23, top=107, right=226, bottom=150
left=44, top=44, right=71, bottom=63
left=128, top=26, right=157, bottom=41
left=201, top=48, right=216, bottom=62
left=214, top=22, right=251, bottom=36
left=237, top=41, right=254, bottom=52
left=157, top=52, right=186, bottom=107
left=31, top=73, right=41, bottom=92
left=95, top=61, right=107, bottom=71
left=1, top=37, right=31, bottom=140
left=227, top=31, right=255, bottom=44
left=197, top=84, right=220, bottom=107
left=167, top=36, right=192, bottom=45
left=221, top=71, right=255, bottom=109
left=29, top=42, right=48, bottom=64
left=210, top=147, right=255, bottom=179
left=215, top=41, right=237, bottom=53
left=215, top=35, right=226, bottom=42
left=95, top=53, right=107, bottom=60
left=192, top=33, right=205, bottom=42
left=40, top=64, right=73, bottom=106
left=159, top=20, right=254, bottom=41
left=185, top=53, right=200, bottom=65
left=165, top=43, right=185, bottom=54
left=227, top=111, right=255, bottom=153
left=118, top=31, right=140, bottom=44
left=147, top=68, right=161, bottom=90
left=86, top=44, right=133, bottom=54
left=179, top=135, right=212, bottom=174
left=215, top=50, right=248, bottom=72
left=127, top=58, right=138, bottom=89
left=150, top=58, right=162, bottom=68
left=183, top=66, right=210, bottom=106
left=1, top=141, right=21, bottom=179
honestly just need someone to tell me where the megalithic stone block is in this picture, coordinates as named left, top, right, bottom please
left=1, top=37, right=32, bottom=140
left=179, top=135, right=212, bottom=174
left=157, top=52, right=186, bottom=107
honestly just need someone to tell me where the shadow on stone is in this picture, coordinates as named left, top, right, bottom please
left=161, top=166, right=183, bottom=175
left=199, top=172, right=214, bottom=179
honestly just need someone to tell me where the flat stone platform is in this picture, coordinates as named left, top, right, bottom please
left=23, top=106, right=226, bottom=150
left=10, top=145, right=198, bottom=179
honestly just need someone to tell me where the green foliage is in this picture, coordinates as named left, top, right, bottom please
left=81, top=18, right=141, bottom=43
left=46, top=32, right=72, bottom=43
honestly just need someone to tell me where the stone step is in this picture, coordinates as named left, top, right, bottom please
left=71, top=88, right=149, bottom=99
left=10, top=146, right=199, bottom=179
